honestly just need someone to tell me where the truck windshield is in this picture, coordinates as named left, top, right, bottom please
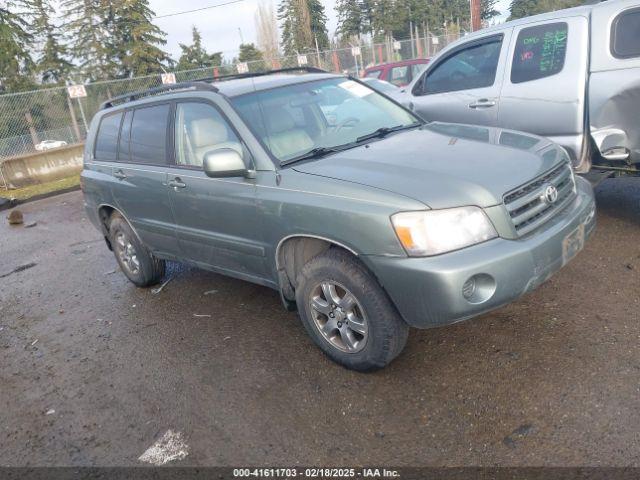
left=230, top=77, right=420, bottom=163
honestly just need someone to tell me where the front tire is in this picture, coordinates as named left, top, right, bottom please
left=109, top=213, right=165, bottom=287
left=295, top=249, right=409, bottom=371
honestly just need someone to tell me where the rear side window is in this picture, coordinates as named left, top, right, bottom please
left=130, top=104, right=170, bottom=165
left=511, top=22, right=568, bottom=84
left=389, top=66, right=409, bottom=86
left=365, top=70, right=382, bottom=79
left=94, top=112, right=122, bottom=160
left=611, top=8, right=640, bottom=59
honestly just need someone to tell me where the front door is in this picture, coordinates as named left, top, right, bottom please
left=167, top=100, right=268, bottom=281
left=409, top=32, right=511, bottom=127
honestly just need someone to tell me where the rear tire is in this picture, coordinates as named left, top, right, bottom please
left=295, top=248, right=409, bottom=372
left=109, top=213, right=165, bottom=287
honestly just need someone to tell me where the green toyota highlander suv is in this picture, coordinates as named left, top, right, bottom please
left=82, top=68, right=596, bottom=371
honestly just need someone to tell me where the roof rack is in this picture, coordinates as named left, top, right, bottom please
left=99, top=66, right=330, bottom=110
left=100, top=81, right=218, bottom=110
left=197, top=66, right=328, bottom=84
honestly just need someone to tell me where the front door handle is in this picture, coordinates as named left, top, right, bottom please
left=168, top=178, right=187, bottom=190
left=468, top=99, right=496, bottom=109
left=113, top=170, right=127, bottom=180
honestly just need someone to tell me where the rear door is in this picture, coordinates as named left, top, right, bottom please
left=409, top=31, right=511, bottom=126
left=498, top=16, right=589, bottom=169
left=107, top=103, right=181, bottom=258
left=166, top=99, right=268, bottom=281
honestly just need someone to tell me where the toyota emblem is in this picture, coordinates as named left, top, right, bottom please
left=543, top=184, right=559, bottom=204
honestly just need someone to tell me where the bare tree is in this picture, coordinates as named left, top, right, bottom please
left=255, top=1, right=279, bottom=67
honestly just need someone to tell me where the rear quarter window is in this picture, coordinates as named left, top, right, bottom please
left=94, top=112, right=122, bottom=161
left=611, top=8, right=640, bottom=59
left=511, top=22, right=568, bottom=84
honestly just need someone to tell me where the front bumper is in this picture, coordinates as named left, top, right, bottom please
left=366, top=177, right=596, bottom=328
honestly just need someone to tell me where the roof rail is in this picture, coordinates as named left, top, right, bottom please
left=99, top=81, right=218, bottom=110
left=99, top=66, right=330, bottom=110
left=199, top=66, right=329, bottom=84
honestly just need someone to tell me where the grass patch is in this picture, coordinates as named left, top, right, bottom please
left=0, top=174, right=80, bottom=201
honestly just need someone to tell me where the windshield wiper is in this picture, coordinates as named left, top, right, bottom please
left=281, top=146, right=346, bottom=165
left=356, top=123, right=421, bottom=143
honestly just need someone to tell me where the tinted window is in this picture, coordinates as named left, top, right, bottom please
left=511, top=22, right=568, bottom=84
left=365, top=70, right=382, bottom=79
left=117, top=110, right=133, bottom=161
left=94, top=112, right=122, bottom=160
left=130, top=104, right=170, bottom=165
left=174, top=103, right=241, bottom=167
left=612, top=8, right=640, bottom=59
left=424, top=39, right=502, bottom=94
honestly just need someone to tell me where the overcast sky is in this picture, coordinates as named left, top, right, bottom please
left=149, top=0, right=512, bottom=61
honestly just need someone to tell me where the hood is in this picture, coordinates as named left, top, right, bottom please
left=292, top=123, right=567, bottom=209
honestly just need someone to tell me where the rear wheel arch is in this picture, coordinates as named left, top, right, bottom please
left=98, top=204, right=143, bottom=245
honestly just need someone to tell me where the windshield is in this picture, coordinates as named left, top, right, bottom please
left=230, top=77, right=419, bottom=163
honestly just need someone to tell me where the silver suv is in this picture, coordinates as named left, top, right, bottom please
left=82, top=69, right=596, bottom=371
left=400, top=0, right=640, bottom=174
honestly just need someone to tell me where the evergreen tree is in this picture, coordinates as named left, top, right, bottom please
left=32, top=0, right=74, bottom=84
left=335, top=0, right=364, bottom=39
left=177, top=26, right=222, bottom=70
left=61, top=0, right=117, bottom=80
left=278, top=0, right=329, bottom=55
left=0, top=0, right=35, bottom=91
left=309, top=0, right=330, bottom=50
left=509, top=0, right=582, bottom=20
left=238, top=43, right=263, bottom=63
left=481, top=0, right=499, bottom=21
left=238, top=43, right=265, bottom=71
left=110, top=0, right=172, bottom=77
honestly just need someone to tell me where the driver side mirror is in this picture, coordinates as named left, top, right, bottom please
left=203, top=148, right=249, bottom=178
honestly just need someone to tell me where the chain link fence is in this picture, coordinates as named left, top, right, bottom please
left=0, top=32, right=464, bottom=162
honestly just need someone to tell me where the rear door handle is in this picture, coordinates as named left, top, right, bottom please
left=168, top=178, right=187, bottom=190
left=113, top=170, right=127, bottom=180
left=468, top=99, right=496, bottom=109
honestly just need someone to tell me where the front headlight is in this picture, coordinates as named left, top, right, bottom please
left=391, top=207, right=498, bottom=256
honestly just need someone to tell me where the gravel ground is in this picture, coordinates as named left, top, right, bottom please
left=0, top=178, right=638, bottom=467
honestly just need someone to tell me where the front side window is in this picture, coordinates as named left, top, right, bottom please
left=424, top=39, right=502, bottom=94
left=94, top=112, right=122, bottom=160
left=611, top=8, right=640, bottom=59
left=174, top=102, right=242, bottom=167
left=511, top=22, right=568, bottom=83
left=231, top=78, right=418, bottom=162
left=129, top=104, right=170, bottom=165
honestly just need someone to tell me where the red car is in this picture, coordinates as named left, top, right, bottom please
left=363, top=58, right=430, bottom=87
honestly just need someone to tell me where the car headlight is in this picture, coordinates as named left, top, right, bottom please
left=391, top=207, right=498, bottom=256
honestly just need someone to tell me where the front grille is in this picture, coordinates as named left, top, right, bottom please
left=504, top=162, right=576, bottom=236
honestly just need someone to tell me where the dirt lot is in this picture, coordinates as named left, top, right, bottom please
left=1, top=178, right=639, bottom=467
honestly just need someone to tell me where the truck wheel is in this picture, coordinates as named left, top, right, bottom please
left=295, top=249, right=409, bottom=371
left=109, top=213, right=165, bottom=287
